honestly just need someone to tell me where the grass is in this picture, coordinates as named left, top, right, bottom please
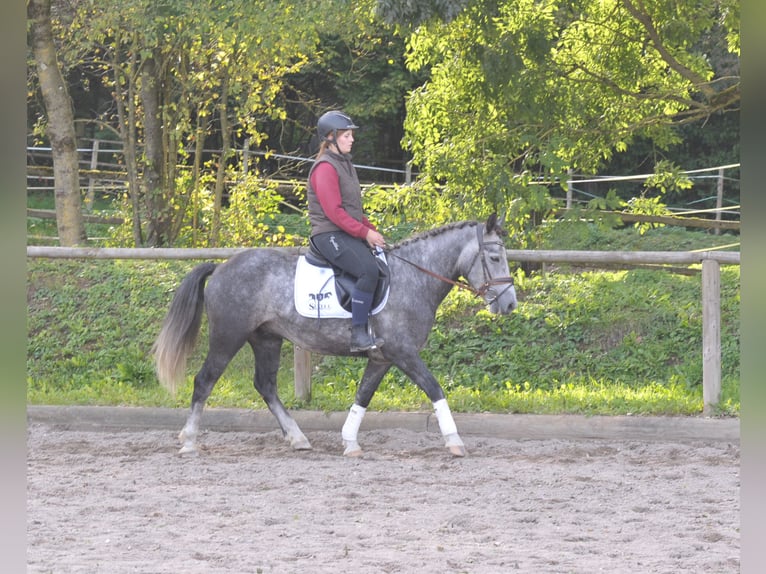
left=26, top=223, right=740, bottom=417
left=306, top=267, right=740, bottom=416
left=27, top=190, right=120, bottom=245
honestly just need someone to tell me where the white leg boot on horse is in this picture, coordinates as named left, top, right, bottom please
left=341, top=403, right=367, bottom=456
left=433, top=399, right=466, bottom=457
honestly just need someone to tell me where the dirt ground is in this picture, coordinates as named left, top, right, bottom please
left=27, top=422, right=739, bottom=573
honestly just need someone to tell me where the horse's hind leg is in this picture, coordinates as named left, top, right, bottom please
left=179, top=336, right=244, bottom=455
left=251, top=336, right=311, bottom=451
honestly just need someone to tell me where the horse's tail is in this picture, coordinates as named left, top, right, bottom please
left=152, top=262, right=218, bottom=395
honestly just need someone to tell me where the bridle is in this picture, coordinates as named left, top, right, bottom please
left=463, top=224, right=516, bottom=305
left=386, top=224, right=515, bottom=304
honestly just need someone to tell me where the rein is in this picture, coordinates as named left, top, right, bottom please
left=386, top=250, right=484, bottom=296
left=385, top=224, right=514, bottom=300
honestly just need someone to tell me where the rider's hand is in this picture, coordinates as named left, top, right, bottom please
left=365, top=228, right=386, bottom=249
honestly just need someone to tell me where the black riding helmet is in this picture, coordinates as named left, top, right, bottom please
left=317, top=110, right=359, bottom=143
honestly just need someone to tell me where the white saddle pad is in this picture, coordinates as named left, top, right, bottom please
left=294, top=253, right=389, bottom=319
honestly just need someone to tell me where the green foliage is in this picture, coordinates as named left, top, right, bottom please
left=28, top=226, right=739, bottom=416
left=401, top=0, right=739, bottom=236
left=27, top=259, right=188, bottom=400
left=624, top=195, right=671, bottom=235
left=644, top=160, right=694, bottom=198
left=102, top=173, right=309, bottom=248
left=374, top=0, right=470, bottom=26
left=310, top=261, right=739, bottom=416
left=295, top=16, right=423, bottom=165
left=29, top=0, right=740, bottom=247
left=624, top=161, right=693, bottom=234
left=37, top=0, right=365, bottom=246
left=363, top=180, right=478, bottom=232
left=214, top=176, right=306, bottom=247
left=538, top=219, right=739, bottom=253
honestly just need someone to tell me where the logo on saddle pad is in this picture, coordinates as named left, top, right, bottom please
left=294, top=251, right=390, bottom=319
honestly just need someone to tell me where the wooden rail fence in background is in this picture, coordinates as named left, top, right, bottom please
left=27, top=246, right=740, bottom=415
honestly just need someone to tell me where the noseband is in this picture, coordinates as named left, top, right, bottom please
left=388, top=224, right=514, bottom=302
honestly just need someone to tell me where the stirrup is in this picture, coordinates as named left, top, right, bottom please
left=351, top=324, right=381, bottom=352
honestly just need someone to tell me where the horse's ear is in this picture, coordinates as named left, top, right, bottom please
left=485, top=213, right=498, bottom=233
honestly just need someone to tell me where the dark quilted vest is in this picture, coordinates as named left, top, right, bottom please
left=307, top=151, right=364, bottom=236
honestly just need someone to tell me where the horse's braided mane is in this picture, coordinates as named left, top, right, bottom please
left=392, top=220, right=478, bottom=249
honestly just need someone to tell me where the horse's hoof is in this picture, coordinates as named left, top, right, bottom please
left=178, top=444, right=199, bottom=456
left=343, top=440, right=363, bottom=457
left=291, top=439, right=313, bottom=451
left=448, top=444, right=467, bottom=457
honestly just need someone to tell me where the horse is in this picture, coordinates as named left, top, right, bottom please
left=153, top=213, right=518, bottom=457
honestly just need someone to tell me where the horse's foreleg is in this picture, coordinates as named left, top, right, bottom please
left=252, top=336, right=311, bottom=451
left=341, top=359, right=391, bottom=456
left=341, top=404, right=366, bottom=457
left=394, top=354, right=466, bottom=457
left=433, top=398, right=465, bottom=457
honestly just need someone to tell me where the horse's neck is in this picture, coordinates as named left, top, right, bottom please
left=396, top=223, right=476, bottom=279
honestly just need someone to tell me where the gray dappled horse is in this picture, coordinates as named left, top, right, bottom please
left=153, top=214, right=517, bottom=457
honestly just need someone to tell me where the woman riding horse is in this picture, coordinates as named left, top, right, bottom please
left=307, top=111, right=386, bottom=352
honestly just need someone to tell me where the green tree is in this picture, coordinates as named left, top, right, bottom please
left=43, top=0, right=356, bottom=246
left=387, top=0, right=739, bottom=235
left=276, top=15, right=422, bottom=170
left=28, top=0, right=87, bottom=246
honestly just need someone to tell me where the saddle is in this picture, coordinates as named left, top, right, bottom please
left=294, top=239, right=391, bottom=319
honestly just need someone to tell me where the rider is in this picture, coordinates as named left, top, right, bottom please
left=307, top=110, right=386, bottom=352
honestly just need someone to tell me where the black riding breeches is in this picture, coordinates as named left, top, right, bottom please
left=311, top=231, right=379, bottom=294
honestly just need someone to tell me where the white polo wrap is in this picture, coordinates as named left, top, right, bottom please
left=341, top=404, right=367, bottom=442
left=433, top=399, right=458, bottom=436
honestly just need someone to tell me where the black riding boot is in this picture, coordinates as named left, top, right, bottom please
left=350, top=288, right=382, bottom=352
left=350, top=323, right=378, bottom=352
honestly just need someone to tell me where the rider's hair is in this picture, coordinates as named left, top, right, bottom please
left=317, top=130, right=351, bottom=158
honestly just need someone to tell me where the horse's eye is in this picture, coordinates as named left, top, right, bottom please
left=490, top=255, right=501, bottom=263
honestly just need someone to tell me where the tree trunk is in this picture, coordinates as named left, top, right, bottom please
left=126, top=50, right=144, bottom=247
left=210, top=76, right=230, bottom=247
left=190, top=112, right=205, bottom=247
left=28, top=0, right=86, bottom=246
left=111, top=35, right=143, bottom=247
left=162, top=65, right=179, bottom=244
left=140, top=54, right=168, bottom=246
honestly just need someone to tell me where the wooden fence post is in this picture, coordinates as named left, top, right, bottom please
left=242, top=138, right=250, bottom=177
left=702, top=259, right=722, bottom=414
left=85, top=139, right=100, bottom=212
left=715, top=168, right=724, bottom=236
left=293, top=346, right=312, bottom=402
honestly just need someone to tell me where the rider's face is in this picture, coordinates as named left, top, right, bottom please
left=334, top=129, right=354, bottom=154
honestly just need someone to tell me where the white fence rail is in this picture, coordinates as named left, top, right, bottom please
left=27, top=246, right=740, bottom=414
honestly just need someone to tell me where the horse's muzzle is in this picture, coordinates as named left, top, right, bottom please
left=487, top=284, right=517, bottom=315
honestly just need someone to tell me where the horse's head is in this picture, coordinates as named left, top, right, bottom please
left=463, top=213, right=518, bottom=314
